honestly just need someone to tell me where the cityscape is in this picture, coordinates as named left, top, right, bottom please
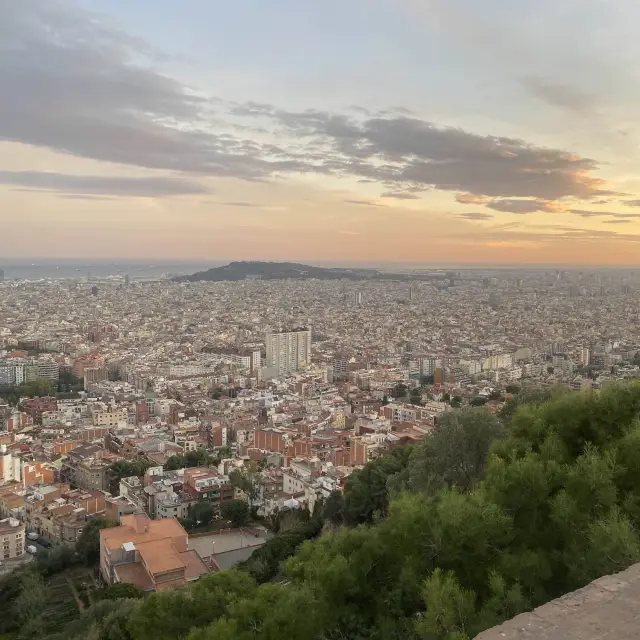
left=2, top=265, right=640, bottom=638
left=4, top=0, right=640, bottom=638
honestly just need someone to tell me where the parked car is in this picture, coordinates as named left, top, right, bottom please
left=26, top=545, right=37, bottom=555
left=27, top=532, right=39, bottom=541
left=39, top=539, right=52, bottom=549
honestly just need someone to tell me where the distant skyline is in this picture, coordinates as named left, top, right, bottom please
left=3, top=0, right=640, bottom=264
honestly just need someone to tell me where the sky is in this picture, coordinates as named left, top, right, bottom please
left=3, top=0, right=640, bottom=265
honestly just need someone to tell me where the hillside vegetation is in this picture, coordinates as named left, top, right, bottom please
left=14, top=383, right=640, bottom=639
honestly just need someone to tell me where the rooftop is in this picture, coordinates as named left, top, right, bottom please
left=100, top=513, right=186, bottom=551
left=0, top=517, right=23, bottom=534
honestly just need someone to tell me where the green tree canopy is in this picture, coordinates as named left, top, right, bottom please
left=342, top=445, right=413, bottom=525
left=229, top=463, right=261, bottom=506
left=321, top=490, right=344, bottom=526
left=107, top=459, right=153, bottom=495
left=392, top=407, right=504, bottom=495
left=76, top=517, right=117, bottom=565
left=221, top=499, right=250, bottom=527
left=192, top=501, right=215, bottom=525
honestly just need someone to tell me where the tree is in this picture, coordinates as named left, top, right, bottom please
left=415, top=569, right=477, bottom=639
left=107, top=459, right=153, bottom=495
left=217, top=445, right=232, bottom=459
left=165, top=454, right=185, bottom=470
left=392, top=383, right=408, bottom=399
left=13, top=571, right=48, bottom=627
left=57, top=370, right=84, bottom=393
left=76, top=517, right=117, bottom=565
left=229, top=463, right=261, bottom=507
left=238, top=517, right=323, bottom=583
left=343, top=445, right=413, bottom=525
left=36, top=544, right=76, bottom=576
left=321, top=490, right=345, bottom=526
left=184, top=449, right=207, bottom=468
left=0, top=378, right=57, bottom=406
left=93, top=583, right=142, bottom=602
left=409, top=388, right=423, bottom=406
left=450, top=395, right=463, bottom=408
left=470, top=396, right=488, bottom=406
left=22, top=378, right=56, bottom=398
left=127, top=570, right=256, bottom=640
left=505, top=383, right=521, bottom=395
left=396, top=407, right=504, bottom=495
left=500, top=384, right=554, bottom=422
left=221, top=500, right=250, bottom=527
left=192, top=501, right=215, bottom=526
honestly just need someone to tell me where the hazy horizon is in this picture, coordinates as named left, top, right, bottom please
left=3, top=257, right=640, bottom=276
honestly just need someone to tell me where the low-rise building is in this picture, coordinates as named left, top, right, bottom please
left=100, top=513, right=209, bottom=592
left=0, top=517, right=25, bottom=560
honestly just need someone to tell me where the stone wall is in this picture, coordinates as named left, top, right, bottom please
left=476, top=563, right=640, bottom=639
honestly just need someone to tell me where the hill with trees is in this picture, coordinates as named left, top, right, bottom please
left=8, top=382, right=640, bottom=639
left=172, top=261, right=445, bottom=283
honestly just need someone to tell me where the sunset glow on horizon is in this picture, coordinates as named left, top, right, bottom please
left=3, top=0, right=640, bottom=265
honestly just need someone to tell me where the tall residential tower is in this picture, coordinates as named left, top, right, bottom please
left=265, top=327, right=312, bottom=375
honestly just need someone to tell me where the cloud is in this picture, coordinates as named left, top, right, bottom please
left=625, top=200, right=640, bottom=207
left=485, top=198, right=567, bottom=214
left=219, top=201, right=264, bottom=208
left=448, top=225, right=640, bottom=246
left=521, top=77, right=596, bottom=114
left=381, top=191, right=421, bottom=200
left=57, top=194, right=116, bottom=201
left=253, top=109, right=612, bottom=200
left=603, top=219, right=632, bottom=224
left=0, top=1, right=293, bottom=182
left=0, top=170, right=209, bottom=197
left=0, top=1, right=614, bottom=204
left=570, top=209, right=640, bottom=219
left=344, top=199, right=386, bottom=207
left=456, top=193, right=489, bottom=205
left=570, top=209, right=607, bottom=218
left=456, top=212, right=494, bottom=220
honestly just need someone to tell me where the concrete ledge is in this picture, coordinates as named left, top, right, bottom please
left=475, top=563, right=640, bottom=639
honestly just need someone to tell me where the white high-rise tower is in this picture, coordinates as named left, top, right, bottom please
left=265, top=327, right=312, bottom=375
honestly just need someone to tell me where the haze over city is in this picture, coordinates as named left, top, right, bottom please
left=3, top=0, right=640, bottom=264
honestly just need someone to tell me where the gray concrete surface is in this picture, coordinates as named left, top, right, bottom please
left=188, top=529, right=268, bottom=557
left=476, top=563, right=640, bottom=639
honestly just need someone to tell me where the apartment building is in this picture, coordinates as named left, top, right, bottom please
left=100, top=514, right=209, bottom=592
left=20, top=396, right=57, bottom=424
left=72, top=353, right=104, bottom=378
left=62, top=443, right=110, bottom=492
left=105, top=495, right=140, bottom=523
left=0, top=445, right=21, bottom=484
left=92, top=407, right=128, bottom=427
left=37, top=360, right=60, bottom=382
left=265, top=327, right=312, bottom=375
left=0, top=517, right=25, bottom=560
left=22, top=461, right=55, bottom=487
left=182, top=467, right=233, bottom=514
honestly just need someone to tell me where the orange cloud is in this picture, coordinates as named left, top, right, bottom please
left=456, top=193, right=489, bottom=205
